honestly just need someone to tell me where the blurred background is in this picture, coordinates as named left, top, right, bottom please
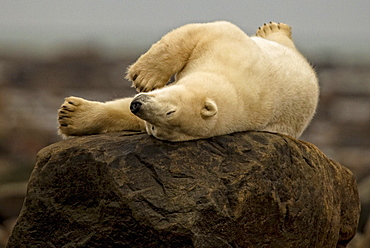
left=0, top=1, right=369, bottom=247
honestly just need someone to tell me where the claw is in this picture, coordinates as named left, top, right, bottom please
left=62, top=105, right=73, bottom=112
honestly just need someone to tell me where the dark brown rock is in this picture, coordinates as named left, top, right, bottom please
left=7, top=131, right=360, bottom=248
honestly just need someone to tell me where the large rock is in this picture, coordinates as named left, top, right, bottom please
left=7, top=131, right=360, bottom=248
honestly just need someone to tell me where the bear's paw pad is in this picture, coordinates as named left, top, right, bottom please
left=256, top=22, right=292, bottom=38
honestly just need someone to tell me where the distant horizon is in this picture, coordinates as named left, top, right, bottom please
left=1, top=1, right=369, bottom=63
left=1, top=35, right=368, bottom=65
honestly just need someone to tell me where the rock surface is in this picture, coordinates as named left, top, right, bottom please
left=7, top=131, right=360, bottom=248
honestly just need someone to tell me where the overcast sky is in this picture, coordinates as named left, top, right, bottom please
left=1, top=0, right=369, bottom=62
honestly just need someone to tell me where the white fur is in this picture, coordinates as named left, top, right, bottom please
left=58, top=21, right=319, bottom=141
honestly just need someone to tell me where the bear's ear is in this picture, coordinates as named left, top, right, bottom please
left=201, top=99, right=218, bottom=117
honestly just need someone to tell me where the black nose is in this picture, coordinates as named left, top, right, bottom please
left=130, top=101, right=142, bottom=114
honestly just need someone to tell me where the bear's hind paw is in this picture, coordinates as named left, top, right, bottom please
left=256, top=22, right=292, bottom=39
left=255, top=22, right=296, bottom=50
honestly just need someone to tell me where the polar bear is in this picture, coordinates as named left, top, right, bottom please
left=58, top=21, right=319, bottom=141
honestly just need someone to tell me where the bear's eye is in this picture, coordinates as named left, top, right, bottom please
left=166, top=110, right=176, bottom=116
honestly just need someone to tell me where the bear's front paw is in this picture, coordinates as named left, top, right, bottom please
left=58, top=96, right=102, bottom=137
left=126, top=60, right=171, bottom=92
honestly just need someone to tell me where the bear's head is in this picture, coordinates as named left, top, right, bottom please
left=130, top=85, right=218, bottom=141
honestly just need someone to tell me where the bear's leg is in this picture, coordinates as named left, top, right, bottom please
left=58, top=96, right=145, bottom=137
left=256, top=22, right=297, bottom=50
left=126, top=24, right=201, bottom=92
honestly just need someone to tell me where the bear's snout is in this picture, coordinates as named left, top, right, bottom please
left=131, top=94, right=152, bottom=115
left=130, top=101, right=142, bottom=114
